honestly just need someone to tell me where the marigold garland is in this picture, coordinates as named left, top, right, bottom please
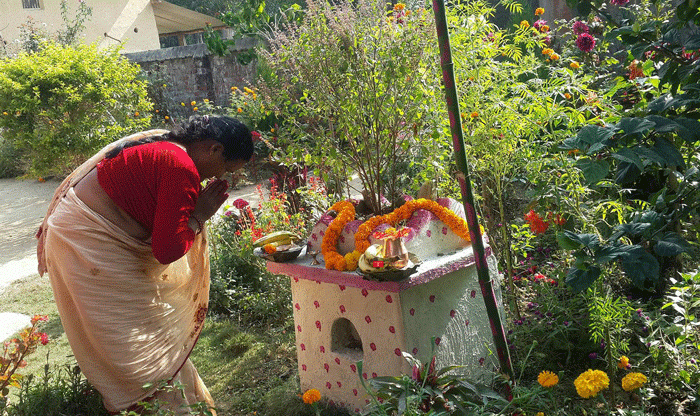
left=320, top=198, right=473, bottom=271
left=355, top=198, right=471, bottom=254
left=321, top=201, right=356, bottom=271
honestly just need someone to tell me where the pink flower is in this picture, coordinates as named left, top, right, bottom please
left=251, top=131, right=262, bottom=142
left=610, top=0, right=629, bottom=4
left=572, top=21, right=589, bottom=35
left=533, top=19, right=547, bottom=31
left=576, top=33, right=596, bottom=52
left=39, top=332, right=49, bottom=345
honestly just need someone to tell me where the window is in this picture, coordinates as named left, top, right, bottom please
left=22, top=0, right=42, bottom=9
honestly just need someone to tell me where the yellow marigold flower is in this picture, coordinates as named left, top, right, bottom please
left=394, top=2, right=405, bottom=11
left=271, top=128, right=275, bottom=133
left=570, top=61, right=581, bottom=69
left=2, top=111, right=7, bottom=116
left=191, top=101, right=196, bottom=106
left=244, top=87, right=254, bottom=94
left=134, top=111, right=140, bottom=117
left=550, top=53, right=560, bottom=61
left=470, top=112, right=479, bottom=119
left=538, top=370, right=559, bottom=388
left=574, top=369, right=609, bottom=399
left=344, top=251, right=360, bottom=271
left=231, top=86, right=238, bottom=91
left=302, top=388, right=321, bottom=404
left=237, top=108, right=243, bottom=113
left=542, top=48, right=554, bottom=56
left=621, top=372, right=647, bottom=392
left=193, top=107, right=198, bottom=112
left=162, top=84, right=167, bottom=88
left=565, top=93, right=572, bottom=100
left=521, top=20, right=530, bottom=28
left=204, top=99, right=209, bottom=103
left=618, top=356, right=630, bottom=369
left=181, top=102, right=186, bottom=107
left=535, top=7, right=545, bottom=15
left=165, top=116, right=170, bottom=120
left=536, top=413, right=544, bottom=416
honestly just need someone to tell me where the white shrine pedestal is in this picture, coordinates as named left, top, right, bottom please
left=267, top=243, right=505, bottom=412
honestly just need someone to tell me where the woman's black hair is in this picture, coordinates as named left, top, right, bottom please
left=106, top=115, right=254, bottom=161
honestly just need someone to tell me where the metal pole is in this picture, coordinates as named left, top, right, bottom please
left=431, top=0, right=514, bottom=382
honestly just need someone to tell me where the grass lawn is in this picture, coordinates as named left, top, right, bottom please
left=0, top=275, right=311, bottom=416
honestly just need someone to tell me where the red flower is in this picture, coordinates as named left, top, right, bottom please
left=232, top=198, right=249, bottom=209
left=524, top=210, right=550, bottom=234
left=576, top=33, right=596, bottom=52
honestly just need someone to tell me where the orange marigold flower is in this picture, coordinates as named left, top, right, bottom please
left=302, top=388, right=321, bottom=404
left=521, top=20, right=530, bottom=28
left=535, top=7, right=545, bottom=15
left=264, top=243, right=277, bottom=254
left=570, top=61, right=581, bottom=69
left=618, top=356, right=630, bottom=369
left=538, top=370, right=559, bottom=387
left=565, top=93, right=572, bottom=100
left=394, top=2, right=405, bottom=11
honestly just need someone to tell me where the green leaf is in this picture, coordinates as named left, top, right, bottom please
left=619, top=246, right=660, bottom=289
left=557, top=231, right=582, bottom=250
left=653, top=232, right=690, bottom=257
left=612, top=148, right=645, bottom=172
left=575, top=157, right=610, bottom=184
left=653, top=138, right=685, bottom=168
left=566, top=265, right=601, bottom=292
left=617, top=117, right=655, bottom=136
left=612, top=222, right=651, bottom=239
left=577, top=125, right=616, bottom=148
left=615, top=161, right=641, bottom=185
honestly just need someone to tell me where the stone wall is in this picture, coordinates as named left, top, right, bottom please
left=123, top=39, right=258, bottom=120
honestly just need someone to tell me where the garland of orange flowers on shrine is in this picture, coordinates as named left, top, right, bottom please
left=321, top=198, right=473, bottom=271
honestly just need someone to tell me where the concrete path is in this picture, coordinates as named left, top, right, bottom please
left=0, top=176, right=263, bottom=341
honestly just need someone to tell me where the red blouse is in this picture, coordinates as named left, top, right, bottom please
left=97, top=141, right=201, bottom=264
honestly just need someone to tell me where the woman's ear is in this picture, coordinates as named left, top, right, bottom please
left=209, top=142, right=225, bottom=156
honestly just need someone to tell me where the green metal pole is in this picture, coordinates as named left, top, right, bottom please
left=431, top=0, right=514, bottom=382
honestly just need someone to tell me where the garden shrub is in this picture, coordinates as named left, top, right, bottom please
left=0, top=135, right=23, bottom=178
left=256, top=0, right=451, bottom=212
left=0, top=42, right=152, bottom=177
left=548, top=0, right=700, bottom=293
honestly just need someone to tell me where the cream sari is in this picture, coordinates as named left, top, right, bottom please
left=36, top=130, right=216, bottom=415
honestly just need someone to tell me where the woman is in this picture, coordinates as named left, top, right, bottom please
left=36, top=115, right=254, bottom=415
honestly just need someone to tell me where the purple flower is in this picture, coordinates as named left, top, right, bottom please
left=533, top=19, right=547, bottom=31
left=576, top=33, right=596, bottom=52
left=572, top=21, right=589, bottom=36
left=589, top=352, right=597, bottom=360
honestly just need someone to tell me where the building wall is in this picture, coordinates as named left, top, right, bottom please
left=0, top=0, right=160, bottom=54
left=123, top=40, right=258, bottom=120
